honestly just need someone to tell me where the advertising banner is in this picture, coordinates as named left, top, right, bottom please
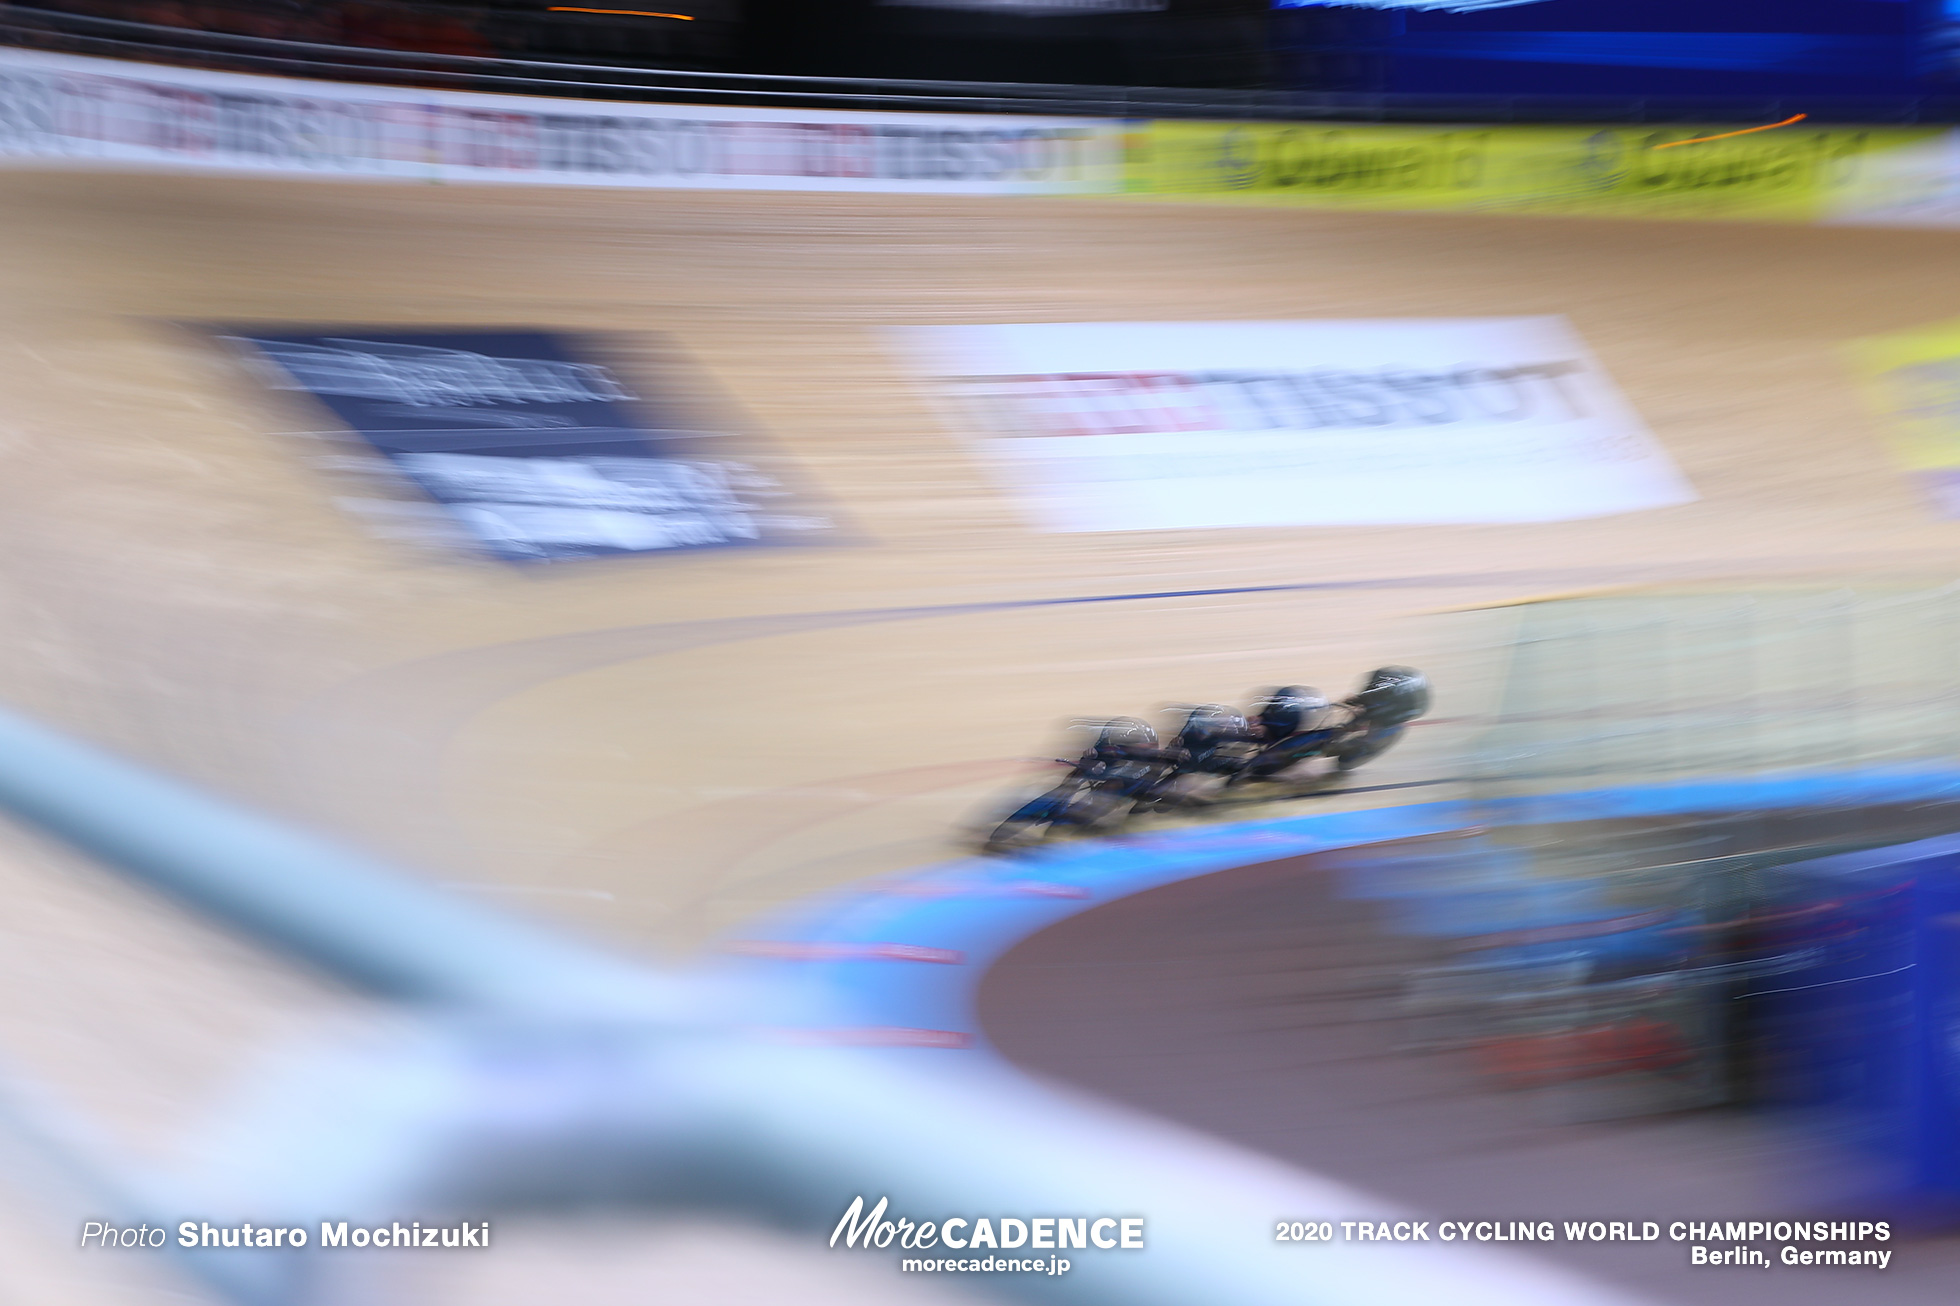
left=0, top=47, right=1121, bottom=193
left=221, top=327, right=835, bottom=561
left=5, top=46, right=1959, bottom=224
left=897, top=318, right=1694, bottom=532
left=1821, top=131, right=1960, bottom=227
left=1847, top=317, right=1960, bottom=517
left=1123, top=120, right=1945, bottom=224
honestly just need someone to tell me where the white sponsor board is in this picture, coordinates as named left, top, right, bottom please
left=0, top=46, right=1121, bottom=193
left=898, top=318, right=1695, bottom=531
left=1822, top=130, right=1960, bottom=228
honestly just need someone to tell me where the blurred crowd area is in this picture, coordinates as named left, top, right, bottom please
left=0, top=0, right=748, bottom=70
left=7, top=0, right=1957, bottom=102
left=0, top=0, right=693, bottom=66
left=9, top=0, right=487, bottom=54
left=0, top=0, right=1281, bottom=87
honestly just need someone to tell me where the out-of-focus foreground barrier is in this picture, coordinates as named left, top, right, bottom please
left=0, top=681, right=1951, bottom=1302
left=0, top=699, right=1665, bottom=1306
left=8, top=44, right=1960, bottom=225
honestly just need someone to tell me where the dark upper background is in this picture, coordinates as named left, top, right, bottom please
left=4, top=0, right=1956, bottom=101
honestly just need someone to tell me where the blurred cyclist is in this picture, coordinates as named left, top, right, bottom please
left=1170, top=704, right=1258, bottom=775
left=1224, top=686, right=1340, bottom=783
left=1250, top=685, right=1331, bottom=744
left=983, top=717, right=1176, bottom=852
left=1328, top=665, right=1430, bottom=771
left=1232, top=670, right=1429, bottom=782
left=1074, top=717, right=1181, bottom=794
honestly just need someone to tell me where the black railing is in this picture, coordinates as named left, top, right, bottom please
left=6, top=3, right=1960, bottom=122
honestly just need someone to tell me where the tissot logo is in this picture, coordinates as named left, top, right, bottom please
left=897, top=318, right=1694, bottom=532
left=956, top=363, right=1589, bottom=438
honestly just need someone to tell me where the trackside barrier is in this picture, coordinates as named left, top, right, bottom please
left=1460, top=583, right=1960, bottom=803
left=1757, top=835, right=1960, bottom=1207
left=8, top=45, right=1960, bottom=225
left=0, top=701, right=1666, bottom=1306
left=721, top=767, right=1960, bottom=1043
left=0, top=46, right=1127, bottom=194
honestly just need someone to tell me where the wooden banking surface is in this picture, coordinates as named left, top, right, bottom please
left=0, top=171, right=1953, bottom=957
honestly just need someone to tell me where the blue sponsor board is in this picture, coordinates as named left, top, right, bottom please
left=220, top=328, right=831, bottom=563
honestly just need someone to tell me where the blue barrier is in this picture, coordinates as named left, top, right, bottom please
left=1757, top=834, right=1960, bottom=1208
left=720, top=766, right=1960, bottom=1049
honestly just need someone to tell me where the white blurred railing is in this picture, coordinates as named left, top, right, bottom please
left=0, top=702, right=1660, bottom=1306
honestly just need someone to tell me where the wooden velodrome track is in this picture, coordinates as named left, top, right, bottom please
left=4, top=168, right=1960, bottom=1303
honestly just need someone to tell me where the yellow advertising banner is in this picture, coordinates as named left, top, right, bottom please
left=1847, top=318, right=1960, bottom=516
left=1122, top=121, right=1943, bottom=224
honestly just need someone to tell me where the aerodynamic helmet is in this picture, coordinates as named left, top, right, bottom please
left=1178, top=704, right=1251, bottom=751
left=1096, top=718, right=1160, bottom=752
left=1253, top=686, right=1329, bottom=739
left=1350, top=666, right=1430, bottom=725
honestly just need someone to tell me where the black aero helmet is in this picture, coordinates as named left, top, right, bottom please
left=1179, top=704, right=1250, bottom=750
left=1097, top=717, right=1159, bottom=752
left=1352, top=666, right=1430, bottom=725
left=1255, top=685, right=1328, bottom=739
